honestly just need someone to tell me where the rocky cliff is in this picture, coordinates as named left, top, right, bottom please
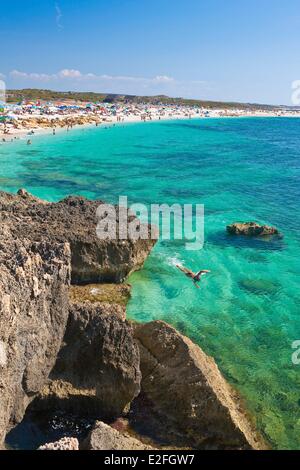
left=0, top=225, right=71, bottom=444
left=134, top=321, right=264, bottom=449
left=0, top=189, right=156, bottom=283
left=0, top=189, right=266, bottom=450
left=52, top=301, right=141, bottom=418
left=0, top=189, right=154, bottom=447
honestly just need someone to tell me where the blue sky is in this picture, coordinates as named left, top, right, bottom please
left=1, top=0, right=299, bottom=104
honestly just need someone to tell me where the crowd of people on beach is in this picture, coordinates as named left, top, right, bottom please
left=1, top=99, right=299, bottom=143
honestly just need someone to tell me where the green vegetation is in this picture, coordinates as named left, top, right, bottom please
left=6, top=88, right=279, bottom=110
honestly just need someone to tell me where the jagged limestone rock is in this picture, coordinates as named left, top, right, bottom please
left=134, top=321, right=266, bottom=450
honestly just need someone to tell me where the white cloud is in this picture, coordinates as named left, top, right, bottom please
left=92, top=74, right=175, bottom=84
left=10, top=70, right=26, bottom=78
left=85, top=73, right=97, bottom=79
left=8, top=68, right=210, bottom=99
left=10, top=70, right=56, bottom=81
left=58, top=69, right=82, bottom=78
left=0, top=73, right=5, bottom=79
left=154, top=75, right=174, bottom=83
left=10, top=69, right=83, bottom=81
left=10, top=70, right=27, bottom=79
left=55, top=2, right=63, bottom=30
left=99, top=74, right=140, bottom=82
left=9, top=69, right=175, bottom=85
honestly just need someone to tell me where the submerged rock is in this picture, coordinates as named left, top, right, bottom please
left=239, top=278, right=281, bottom=296
left=50, top=301, right=141, bottom=418
left=0, top=226, right=71, bottom=444
left=134, top=321, right=266, bottom=450
left=81, top=420, right=154, bottom=450
left=227, top=222, right=281, bottom=237
left=0, top=190, right=156, bottom=283
left=39, top=437, right=79, bottom=451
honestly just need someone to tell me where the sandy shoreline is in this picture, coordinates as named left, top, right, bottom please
left=0, top=112, right=195, bottom=142
left=1, top=109, right=299, bottom=144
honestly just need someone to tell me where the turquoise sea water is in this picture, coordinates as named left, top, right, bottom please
left=0, top=118, right=300, bottom=449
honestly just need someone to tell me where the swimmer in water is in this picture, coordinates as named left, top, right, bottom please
left=176, top=265, right=210, bottom=289
left=27, top=139, right=32, bottom=145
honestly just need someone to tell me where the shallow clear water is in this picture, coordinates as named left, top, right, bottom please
left=1, top=118, right=300, bottom=449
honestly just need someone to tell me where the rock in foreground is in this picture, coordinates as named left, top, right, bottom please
left=51, top=301, right=141, bottom=418
left=82, top=421, right=154, bottom=450
left=0, top=227, right=71, bottom=444
left=227, top=222, right=280, bottom=237
left=0, top=188, right=153, bottom=445
left=134, top=321, right=266, bottom=450
left=0, top=189, right=156, bottom=283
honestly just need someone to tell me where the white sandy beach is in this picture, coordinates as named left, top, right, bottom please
left=1, top=102, right=299, bottom=143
